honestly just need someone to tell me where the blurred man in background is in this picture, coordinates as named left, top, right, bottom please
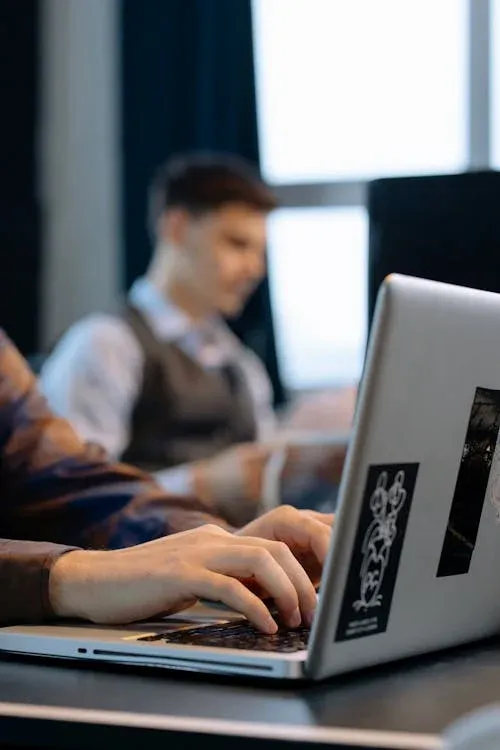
left=41, top=153, right=353, bottom=525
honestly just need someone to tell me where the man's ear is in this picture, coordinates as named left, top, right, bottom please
left=157, top=208, right=190, bottom=246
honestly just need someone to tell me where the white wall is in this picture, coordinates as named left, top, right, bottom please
left=39, top=0, right=122, bottom=347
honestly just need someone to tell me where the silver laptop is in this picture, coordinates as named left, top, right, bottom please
left=3, top=273, right=500, bottom=681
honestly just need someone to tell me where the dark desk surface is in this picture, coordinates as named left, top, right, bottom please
left=2, top=639, right=500, bottom=749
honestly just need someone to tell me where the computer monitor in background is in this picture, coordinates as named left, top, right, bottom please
left=367, top=170, right=500, bottom=329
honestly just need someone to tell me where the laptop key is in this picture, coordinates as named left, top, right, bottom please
left=140, top=619, right=310, bottom=652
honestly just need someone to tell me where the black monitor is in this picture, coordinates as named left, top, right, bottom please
left=367, top=170, right=500, bottom=328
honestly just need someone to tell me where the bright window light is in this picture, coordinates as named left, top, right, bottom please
left=253, top=0, right=468, bottom=182
left=267, top=207, right=368, bottom=391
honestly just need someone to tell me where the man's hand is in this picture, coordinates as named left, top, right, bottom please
left=192, top=439, right=347, bottom=527
left=49, top=521, right=321, bottom=633
left=238, top=505, right=333, bottom=588
left=193, top=443, right=275, bottom=526
left=280, top=440, right=348, bottom=486
left=281, top=385, right=357, bottom=433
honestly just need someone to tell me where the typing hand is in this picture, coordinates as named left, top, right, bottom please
left=237, top=505, right=334, bottom=589
left=49, top=522, right=318, bottom=633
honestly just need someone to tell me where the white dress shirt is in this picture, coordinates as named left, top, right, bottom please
left=40, top=277, right=276, bottom=494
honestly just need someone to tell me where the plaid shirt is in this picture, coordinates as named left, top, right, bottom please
left=0, top=331, right=227, bottom=625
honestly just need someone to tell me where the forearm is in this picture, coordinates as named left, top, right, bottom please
left=0, top=539, right=77, bottom=624
left=5, top=454, right=232, bottom=550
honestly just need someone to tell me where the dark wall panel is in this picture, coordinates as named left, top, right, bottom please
left=0, top=0, right=40, bottom=353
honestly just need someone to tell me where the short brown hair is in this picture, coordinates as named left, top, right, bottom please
left=148, top=152, right=277, bottom=234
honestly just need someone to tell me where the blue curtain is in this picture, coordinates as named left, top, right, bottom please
left=120, top=0, right=284, bottom=403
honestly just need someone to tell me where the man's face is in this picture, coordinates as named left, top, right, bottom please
left=167, top=203, right=268, bottom=317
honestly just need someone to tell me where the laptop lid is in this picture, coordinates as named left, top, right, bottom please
left=307, top=274, right=500, bottom=679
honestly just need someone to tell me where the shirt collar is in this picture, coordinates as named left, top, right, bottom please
left=128, top=276, right=234, bottom=348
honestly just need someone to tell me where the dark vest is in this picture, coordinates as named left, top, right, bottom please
left=120, top=306, right=257, bottom=472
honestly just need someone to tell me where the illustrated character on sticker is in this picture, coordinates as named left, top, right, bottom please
left=353, top=470, right=407, bottom=611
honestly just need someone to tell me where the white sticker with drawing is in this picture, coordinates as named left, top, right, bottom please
left=353, top=470, right=407, bottom=612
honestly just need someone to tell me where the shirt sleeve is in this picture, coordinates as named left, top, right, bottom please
left=155, top=464, right=194, bottom=495
left=40, top=315, right=143, bottom=459
left=0, top=540, right=77, bottom=624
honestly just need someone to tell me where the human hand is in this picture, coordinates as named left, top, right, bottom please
left=282, top=385, right=357, bottom=433
left=192, top=443, right=276, bottom=526
left=49, top=523, right=319, bottom=632
left=238, top=505, right=334, bottom=590
left=280, top=440, right=348, bottom=486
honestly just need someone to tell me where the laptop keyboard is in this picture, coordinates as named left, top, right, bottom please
left=140, top=619, right=310, bottom=653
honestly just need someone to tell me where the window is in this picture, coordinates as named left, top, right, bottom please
left=253, top=0, right=484, bottom=393
left=253, top=0, right=468, bottom=183
left=267, top=207, right=368, bottom=391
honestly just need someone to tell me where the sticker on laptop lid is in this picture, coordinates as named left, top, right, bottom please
left=437, top=387, right=500, bottom=577
left=335, top=463, right=419, bottom=642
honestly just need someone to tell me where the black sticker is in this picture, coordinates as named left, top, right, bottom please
left=335, top=463, right=419, bottom=642
left=437, top=387, right=500, bottom=578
